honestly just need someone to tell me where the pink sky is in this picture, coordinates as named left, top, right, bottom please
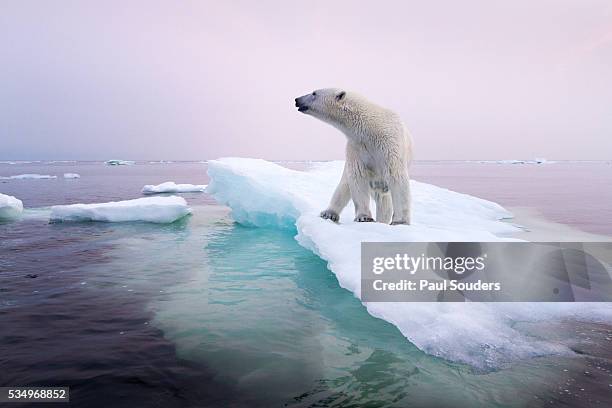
left=1, top=0, right=611, bottom=160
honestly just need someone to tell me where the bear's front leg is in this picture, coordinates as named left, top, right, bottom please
left=320, top=164, right=351, bottom=223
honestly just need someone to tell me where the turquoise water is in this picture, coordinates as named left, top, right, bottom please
left=101, top=207, right=591, bottom=407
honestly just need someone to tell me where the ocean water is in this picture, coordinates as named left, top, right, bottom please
left=1, top=161, right=611, bottom=407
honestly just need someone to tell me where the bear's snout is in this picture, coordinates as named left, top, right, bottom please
left=295, top=96, right=309, bottom=112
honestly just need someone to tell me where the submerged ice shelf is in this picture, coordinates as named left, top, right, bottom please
left=50, top=196, right=191, bottom=223
left=206, top=157, right=612, bottom=369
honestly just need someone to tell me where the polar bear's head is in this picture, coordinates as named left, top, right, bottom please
left=294, top=88, right=351, bottom=128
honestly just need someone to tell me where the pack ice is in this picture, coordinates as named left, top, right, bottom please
left=206, top=158, right=612, bottom=369
left=0, top=193, right=23, bottom=220
left=142, top=181, right=207, bottom=194
left=0, top=174, right=57, bottom=179
left=50, top=196, right=191, bottom=223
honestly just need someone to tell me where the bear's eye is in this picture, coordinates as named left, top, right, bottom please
left=336, top=91, right=346, bottom=101
left=312, top=92, right=317, bottom=96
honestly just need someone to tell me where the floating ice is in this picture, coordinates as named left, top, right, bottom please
left=206, top=158, right=612, bottom=369
left=0, top=174, right=57, bottom=180
left=63, top=173, right=81, bottom=179
left=50, top=196, right=191, bottom=223
left=0, top=193, right=23, bottom=220
left=105, top=159, right=135, bottom=166
left=142, top=181, right=207, bottom=194
left=477, top=158, right=555, bottom=165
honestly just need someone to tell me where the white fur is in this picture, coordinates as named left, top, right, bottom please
left=295, top=88, right=412, bottom=224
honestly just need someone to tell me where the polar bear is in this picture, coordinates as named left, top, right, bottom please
left=295, top=88, right=412, bottom=225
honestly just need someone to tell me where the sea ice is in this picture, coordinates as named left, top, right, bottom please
left=206, top=158, right=612, bottom=369
left=63, top=173, right=81, bottom=179
left=0, top=193, right=23, bottom=220
left=477, top=158, right=555, bottom=165
left=50, top=196, right=191, bottom=223
left=142, top=181, right=207, bottom=194
left=105, top=159, right=135, bottom=166
left=0, top=174, right=57, bottom=180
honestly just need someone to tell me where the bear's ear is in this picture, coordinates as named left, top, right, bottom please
left=336, top=91, right=346, bottom=101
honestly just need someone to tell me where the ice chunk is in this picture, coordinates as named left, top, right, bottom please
left=142, top=181, right=207, bottom=194
left=0, top=174, right=57, bottom=179
left=63, top=173, right=80, bottom=179
left=50, top=196, right=191, bottom=223
left=206, top=158, right=612, bottom=369
left=105, top=159, right=135, bottom=166
left=0, top=193, right=23, bottom=220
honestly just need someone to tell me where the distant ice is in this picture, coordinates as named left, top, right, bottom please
left=148, top=160, right=174, bottom=164
left=0, top=161, right=40, bottom=165
left=207, top=158, right=612, bottom=369
left=0, top=193, right=23, bottom=220
left=0, top=174, right=57, bottom=180
left=105, top=159, right=135, bottom=166
left=50, top=196, right=191, bottom=223
left=63, top=173, right=81, bottom=179
left=477, top=158, right=555, bottom=165
left=142, top=181, right=207, bottom=194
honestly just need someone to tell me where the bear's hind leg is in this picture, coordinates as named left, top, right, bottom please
left=374, top=192, right=392, bottom=224
left=390, top=173, right=411, bottom=225
left=349, top=176, right=374, bottom=222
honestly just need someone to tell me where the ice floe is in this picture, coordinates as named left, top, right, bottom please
left=63, top=173, right=81, bottom=179
left=105, top=159, right=135, bottom=166
left=476, top=158, right=555, bottom=165
left=206, top=158, right=612, bottom=369
left=142, top=181, right=207, bottom=194
left=0, top=174, right=57, bottom=180
left=0, top=193, right=23, bottom=220
left=50, top=196, right=191, bottom=223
